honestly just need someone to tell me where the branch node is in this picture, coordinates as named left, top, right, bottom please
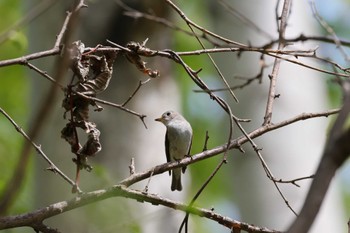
left=46, top=166, right=57, bottom=173
left=238, top=146, right=245, bottom=153
left=140, top=115, right=147, bottom=129
left=129, top=158, right=135, bottom=175
left=194, top=68, right=203, bottom=75
left=202, top=130, right=210, bottom=151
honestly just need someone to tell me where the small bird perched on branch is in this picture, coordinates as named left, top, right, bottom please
left=155, top=110, right=193, bottom=191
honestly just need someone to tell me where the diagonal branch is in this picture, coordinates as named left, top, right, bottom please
left=120, top=108, right=339, bottom=188
left=0, top=0, right=57, bottom=45
left=0, top=0, right=87, bottom=215
left=0, top=107, right=79, bottom=191
left=165, top=0, right=239, bottom=102
left=164, top=0, right=246, bottom=48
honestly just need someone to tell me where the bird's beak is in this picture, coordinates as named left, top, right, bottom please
left=155, top=117, right=162, bottom=122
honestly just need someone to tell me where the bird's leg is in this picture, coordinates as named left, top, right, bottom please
left=185, top=154, right=193, bottom=161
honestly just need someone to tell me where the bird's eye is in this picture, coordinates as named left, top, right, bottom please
left=166, top=112, right=171, bottom=116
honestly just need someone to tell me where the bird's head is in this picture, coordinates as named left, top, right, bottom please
left=155, top=110, right=179, bottom=126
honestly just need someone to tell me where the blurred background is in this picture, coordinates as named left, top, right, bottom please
left=0, top=0, right=349, bottom=232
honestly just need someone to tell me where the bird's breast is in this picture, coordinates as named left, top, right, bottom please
left=167, top=125, right=192, bottom=160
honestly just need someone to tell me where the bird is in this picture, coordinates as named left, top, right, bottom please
left=155, top=110, right=193, bottom=191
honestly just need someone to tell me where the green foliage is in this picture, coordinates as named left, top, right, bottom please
left=326, top=78, right=342, bottom=107
left=0, top=0, right=31, bottom=213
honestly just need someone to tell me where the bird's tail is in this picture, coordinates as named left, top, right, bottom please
left=171, top=168, right=182, bottom=191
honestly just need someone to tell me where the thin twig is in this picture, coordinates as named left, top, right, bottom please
left=31, top=221, right=61, bottom=233
left=310, top=0, right=350, bottom=61
left=165, top=0, right=239, bottom=102
left=274, top=174, right=315, bottom=188
left=217, top=0, right=274, bottom=40
left=234, top=108, right=298, bottom=215
left=179, top=100, right=234, bottom=232
left=143, top=169, right=155, bottom=193
left=202, top=131, right=209, bottom=151
left=0, top=0, right=86, bottom=214
left=129, top=158, right=135, bottom=175
left=0, top=3, right=73, bottom=68
left=0, top=107, right=79, bottom=191
left=179, top=158, right=227, bottom=233
left=0, top=48, right=61, bottom=67
left=24, top=62, right=64, bottom=88
left=193, top=55, right=267, bottom=93
left=106, top=40, right=350, bottom=78
left=263, top=0, right=292, bottom=125
left=116, top=0, right=196, bottom=38
left=122, top=79, right=151, bottom=107
left=263, top=34, right=350, bottom=49
left=164, top=0, right=247, bottom=48
left=0, top=0, right=57, bottom=45
left=20, top=57, right=147, bottom=127
left=74, top=92, right=148, bottom=128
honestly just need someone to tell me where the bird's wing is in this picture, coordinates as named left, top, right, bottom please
left=187, top=134, right=193, bottom=156
left=182, top=134, right=192, bottom=174
left=165, top=130, right=171, bottom=175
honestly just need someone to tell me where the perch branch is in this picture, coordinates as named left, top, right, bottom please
left=0, top=185, right=281, bottom=233
left=0, top=108, right=338, bottom=232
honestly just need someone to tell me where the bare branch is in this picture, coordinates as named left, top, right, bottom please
left=0, top=185, right=281, bottom=233
left=179, top=99, right=234, bottom=232
left=0, top=107, right=79, bottom=191
left=25, top=62, right=64, bottom=88
left=0, top=1, right=348, bottom=231
left=164, top=0, right=247, bottom=47
left=0, top=0, right=87, bottom=214
left=1, top=98, right=338, bottom=233
left=0, top=0, right=57, bottom=45
left=310, top=0, right=350, bottom=61
left=74, top=92, right=147, bottom=127
left=217, top=0, right=274, bottom=40
left=120, top=108, right=339, bottom=188
left=122, top=79, right=151, bottom=107
left=274, top=174, right=315, bottom=188
left=263, top=0, right=292, bottom=125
